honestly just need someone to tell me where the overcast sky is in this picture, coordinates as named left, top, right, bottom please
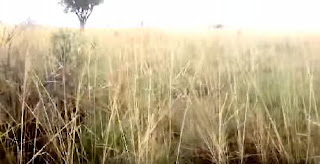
left=0, top=0, right=319, bottom=30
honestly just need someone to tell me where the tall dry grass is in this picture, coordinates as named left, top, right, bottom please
left=0, top=24, right=320, bottom=163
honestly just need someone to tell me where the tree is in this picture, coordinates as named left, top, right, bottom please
left=60, top=0, right=104, bottom=30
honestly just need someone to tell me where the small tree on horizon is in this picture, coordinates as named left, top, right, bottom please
left=60, top=0, right=104, bottom=30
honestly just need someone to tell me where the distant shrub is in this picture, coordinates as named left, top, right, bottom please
left=50, top=29, right=86, bottom=69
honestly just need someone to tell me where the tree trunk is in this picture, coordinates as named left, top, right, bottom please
left=80, top=20, right=86, bottom=31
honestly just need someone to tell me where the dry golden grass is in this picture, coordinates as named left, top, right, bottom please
left=1, top=24, right=320, bottom=163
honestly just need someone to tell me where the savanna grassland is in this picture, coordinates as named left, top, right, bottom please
left=1, top=24, right=320, bottom=164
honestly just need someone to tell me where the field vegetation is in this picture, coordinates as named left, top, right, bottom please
left=0, top=24, right=320, bottom=163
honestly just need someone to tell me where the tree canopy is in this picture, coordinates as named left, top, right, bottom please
left=60, top=0, right=104, bottom=29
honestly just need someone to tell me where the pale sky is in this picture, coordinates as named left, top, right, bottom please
left=0, top=0, right=320, bottom=30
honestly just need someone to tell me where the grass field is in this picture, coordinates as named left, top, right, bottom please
left=1, top=24, right=320, bottom=163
